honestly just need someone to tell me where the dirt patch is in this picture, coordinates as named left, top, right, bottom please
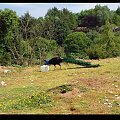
left=0, top=66, right=8, bottom=73
left=0, top=66, right=5, bottom=71
left=73, top=77, right=109, bottom=90
left=0, top=66, right=18, bottom=74
left=59, top=88, right=84, bottom=98
left=47, top=84, right=84, bottom=98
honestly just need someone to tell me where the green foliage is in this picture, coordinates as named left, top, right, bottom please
left=112, top=13, right=120, bottom=26
left=19, top=12, right=38, bottom=40
left=78, top=8, right=95, bottom=21
left=112, top=100, right=120, bottom=107
left=47, top=84, right=73, bottom=94
left=100, top=21, right=120, bottom=58
left=0, top=6, right=120, bottom=66
left=0, top=51, right=12, bottom=66
left=116, top=6, right=120, bottom=16
left=0, top=9, right=19, bottom=65
left=86, top=30, right=105, bottom=59
left=59, top=85, right=73, bottom=93
left=0, top=9, right=19, bottom=46
left=80, top=15, right=100, bottom=28
left=44, top=7, right=78, bottom=46
left=86, top=21, right=120, bottom=59
left=94, top=5, right=112, bottom=25
left=78, top=5, right=115, bottom=27
left=34, top=37, right=59, bottom=59
left=0, top=8, right=19, bottom=34
left=64, top=32, right=90, bottom=59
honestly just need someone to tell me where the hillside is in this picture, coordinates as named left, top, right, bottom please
left=0, top=57, right=120, bottom=114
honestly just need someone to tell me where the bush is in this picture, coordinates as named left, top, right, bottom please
left=64, top=32, right=90, bottom=59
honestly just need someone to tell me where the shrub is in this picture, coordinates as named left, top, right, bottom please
left=64, top=32, right=90, bottom=59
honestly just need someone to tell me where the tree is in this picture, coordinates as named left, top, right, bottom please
left=80, top=15, right=100, bottom=28
left=85, top=21, right=120, bottom=59
left=77, top=5, right=113, bottom=28
left=86, top=31, right=105, bottom=59
left=94, top=5, right=112, bottom=25
left=0, top=9, right=19, bottom=65
left=43, top=16, right=55, bottom=40
left=101, top=21, right=120, bottom=57
left=19, top=11, right=38, bottom=40
left=52, top=16, right=71, bottom=46
left=44, top=7, right=78, bottom=46
left=112, top=13, right=120, bottom=26
left=77, top=8, right=95, bottom=20
left=19, top=12, right=46, bottom=66
left=33, top=37, right=59, bottom=65
left=116, top=6, right=120, bottom=16
left=64, top=32, right=90, bottom=58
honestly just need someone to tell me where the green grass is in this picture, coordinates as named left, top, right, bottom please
left=0, top=57, right=120, bottom=114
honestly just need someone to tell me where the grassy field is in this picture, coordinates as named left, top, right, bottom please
left=0, top=57, right=120, bottom=114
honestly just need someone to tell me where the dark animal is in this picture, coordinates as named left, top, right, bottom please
left=44, top=57, right=64, bottom=70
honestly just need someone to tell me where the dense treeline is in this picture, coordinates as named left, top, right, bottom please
left=0, top=5, right=120, bottom=66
